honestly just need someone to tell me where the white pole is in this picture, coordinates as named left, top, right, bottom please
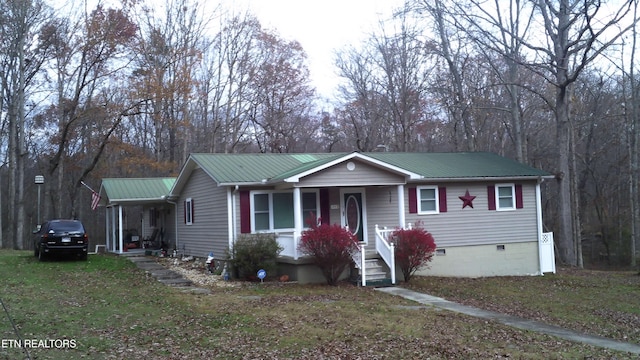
left=397, top=184, right=405, bottom=229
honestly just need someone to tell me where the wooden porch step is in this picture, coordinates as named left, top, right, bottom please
left=352, top=258, right=392, bottom=286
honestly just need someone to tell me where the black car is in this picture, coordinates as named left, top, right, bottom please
left=34, top=220, right=89, bottom=261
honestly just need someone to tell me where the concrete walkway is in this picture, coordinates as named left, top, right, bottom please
left=376, top=287, right=640, bottom=355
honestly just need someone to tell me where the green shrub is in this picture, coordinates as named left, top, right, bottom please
left=228, top=233, right=283, bottom=280
left=299, top=221, right=359, bottom=285
left=391, top=225, right=436, bottom=282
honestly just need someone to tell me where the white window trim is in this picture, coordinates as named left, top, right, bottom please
left=495, top=183, right=516, bottom=211
left=185, top=198, right=194, bottom=225
left=417, top=185, right=440, bottom=215
left=250, top=190, right=319, bottom=232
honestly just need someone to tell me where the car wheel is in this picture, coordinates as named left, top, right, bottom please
left=79, top=253, right=87, bottom=261
left=34, top=245, right=39, bottom=258
left=38, top=246, right=46, bottom=262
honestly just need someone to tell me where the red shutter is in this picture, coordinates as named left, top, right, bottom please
left=183, top=201, right=187, bottom=223
left=320, top=188, right=330, bottom=225
left=438, top=187, right=447, bottom=213
left=240, top=191, right=251, bottom=233
left=487, top=185, right=496, bottom=210
left=515, top=184, right=523, bottom=209
left=409, top=187, right=417, bottom=214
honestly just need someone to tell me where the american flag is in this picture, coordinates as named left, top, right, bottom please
left=91, top=191, right=101, bottom=210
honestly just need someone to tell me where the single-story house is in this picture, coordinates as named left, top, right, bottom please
left=98, top=151, right=556, bottom=284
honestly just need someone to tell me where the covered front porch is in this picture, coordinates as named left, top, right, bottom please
left=267, top=184, right=408, bottom=285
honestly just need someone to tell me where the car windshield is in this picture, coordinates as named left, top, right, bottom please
left=50, top=222, right=84, bottom=233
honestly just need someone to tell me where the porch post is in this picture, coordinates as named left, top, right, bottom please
left=118, top=205, right=124, bottom=254
left=397, top=184, right=405, bottom=228
left=293, top=187, right=302, bottom=260
left=110, top=206, right=116, bottom=251
left=105, top=207, right=110, bottom=251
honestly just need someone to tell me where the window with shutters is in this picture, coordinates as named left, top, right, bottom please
left=496, top=184, right=515, bottom=211
left=417, top=186, right=440, bottom=214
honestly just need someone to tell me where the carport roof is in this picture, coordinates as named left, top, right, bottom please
left=101, top=178, right=176, bottom=204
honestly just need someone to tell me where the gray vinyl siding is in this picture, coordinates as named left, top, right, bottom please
left=403, top=182, right=539, bottom=247
left=365, top=186, right=402, bottom=249
left=177, top=168, right=229, bottom=258
left=298, top=159, right=405, bottom=187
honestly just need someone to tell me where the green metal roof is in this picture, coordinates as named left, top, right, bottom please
left=190, top=153, right=342, bottom=184
left=101, top=178, right=176, bottom=203
left=366, top=152, right=550, bottom=179
left=188, top=152, right=549, bottom=184
left=104, top=152, right=550, bottom=201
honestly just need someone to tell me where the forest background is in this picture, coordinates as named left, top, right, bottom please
left=2, top=0, right=640, bottom=269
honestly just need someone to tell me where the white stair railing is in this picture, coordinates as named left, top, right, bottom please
left=345, top=225, right=366, bottom=286
left=350, top=241, right=366, bottom=286
left=375, top=224, right=396, bottom=284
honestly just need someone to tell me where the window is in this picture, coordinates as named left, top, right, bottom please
left=302, top=191, right=319, bottom=226
left=496, top=184, right=515, bottom=210
left=272, top=193, right=294, bottom=229
left=417, top=186, right=439, bottom=214
left=253, top=194, right=270, bottom=230
left=185, top=198, right=194, bottom=225
left=251, top=190, right=319, bottom=232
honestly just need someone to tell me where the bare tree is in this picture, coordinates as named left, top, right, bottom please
left=198, top=14, right=265, bottom=154
left=0, top=0, right=48, bottom=248
left=413, top=0, right=636, bottom=266
left=35, top=3, right=138, bottom=218
left=132, top=0, right=212, bottom=164
left=335, top=45, right=388, bottom=151
left=248, top=30, right=316, bottom=153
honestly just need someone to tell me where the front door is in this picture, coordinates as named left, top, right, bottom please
left=341, top=189, right=367, bottom=243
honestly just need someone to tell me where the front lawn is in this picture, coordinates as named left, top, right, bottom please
left=405, top=267, right=640, bottom=345
left=0, top=250, right=634, bottom=359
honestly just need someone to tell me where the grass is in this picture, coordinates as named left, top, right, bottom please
left=0, top=250, right=637, bottom=359
left=405, top=268, right=640, bottom=344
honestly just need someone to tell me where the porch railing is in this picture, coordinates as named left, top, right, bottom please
left=351, top=238, right=366, bottom=286
left=375, top=224, right=397, bottom=285
left=276, top=233, right=300, bottom=259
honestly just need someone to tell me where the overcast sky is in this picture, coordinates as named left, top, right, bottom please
left=227, top=0, right=406, bottom=101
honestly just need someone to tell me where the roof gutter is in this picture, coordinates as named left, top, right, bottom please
left=218, top=181, right=273, bottom=187
left=407, top=175, right=555, bottom=183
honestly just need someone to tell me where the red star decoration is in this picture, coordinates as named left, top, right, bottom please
left=459, top=190, right=476, bottom=209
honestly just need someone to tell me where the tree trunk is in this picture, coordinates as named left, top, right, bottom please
left=555, top=86, right=576, bottom=265
left=630, top=1, right=639, bottom=268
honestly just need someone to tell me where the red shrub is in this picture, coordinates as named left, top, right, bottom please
left=391, top=226, right=436, bottom=282
left=299, top=221, right=358, bottom=286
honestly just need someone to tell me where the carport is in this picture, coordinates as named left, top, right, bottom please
left=98, top=178, right=176, bottom=254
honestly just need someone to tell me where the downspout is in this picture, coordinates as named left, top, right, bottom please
left=166, top=199, right=178, bottom=253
